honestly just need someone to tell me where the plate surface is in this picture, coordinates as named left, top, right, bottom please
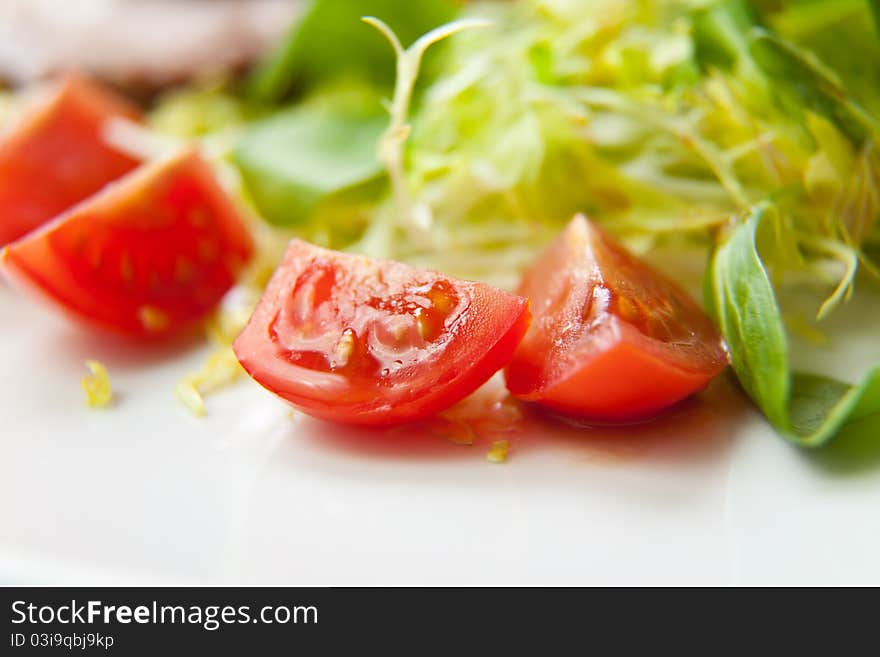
left=2, top=283, right=880, bottom=585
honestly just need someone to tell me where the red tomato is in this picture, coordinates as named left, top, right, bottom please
left=233, top=241, right=530, bottom=427
left=0, top=74, right=142, bottom=246
left=505, top=215, right=727, bottom=422
left=1, top=149, right=253, bottom=338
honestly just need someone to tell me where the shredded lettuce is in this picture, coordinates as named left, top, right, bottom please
left=486, top=439, right=510, bottom=463
left=81, top=360, right=113, bottom=409
left=174, top=347, right=243, bottom=418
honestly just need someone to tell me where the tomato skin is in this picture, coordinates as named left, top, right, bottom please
left=0, top=74, right=142, bottom=246
left=505, top=215, right=727, bottom=423
left=233, top=240, right=531, bottom=427
left=1, top=149, right=253, bottom=338
left=516, top=331, right=725, bottom=421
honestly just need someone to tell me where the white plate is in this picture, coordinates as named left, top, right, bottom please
left=2, top=283, right=880, bottom=585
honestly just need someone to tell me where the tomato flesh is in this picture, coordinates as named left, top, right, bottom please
left=234, top=240, right=531, bottom=426
left=505, top=215, right=727, bottom=422
left=1, top=149, right=253, bottom=338
left=0, top=74, right=142, bottom=246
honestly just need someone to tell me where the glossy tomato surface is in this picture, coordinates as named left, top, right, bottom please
left=1, top=149, right=253, bottom=338
left=0, top=74, right=142, bottom=246
left=234, top=241, right=530, bottom=427
left=505, top=215, right=727, bottom=422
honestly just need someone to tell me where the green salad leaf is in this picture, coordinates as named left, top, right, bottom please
left=756, top=0, right=880, bottom=120
left=790, top=372, right=880, bottom=444
left=246, top=0, right=458, bottom=103
left=749, top=28, right=880, bottom=144
left=235, top=86, right=387, bottom=226
left=692, top=0, right=758, bottom=74
left=708, top=205, right=790, bottom=428
left=709, top=205, right=880, bottom=446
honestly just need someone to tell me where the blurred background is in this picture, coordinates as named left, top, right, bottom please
left=0, top=0, right=301, bottom=92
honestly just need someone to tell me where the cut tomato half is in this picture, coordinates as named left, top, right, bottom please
left=233, top=240, right=531, bottom=427
left=505, top=215, right=727, bottom=422
left=0, top=74, right=142, bottom=246
left=1, top=148, right=253, bottom=338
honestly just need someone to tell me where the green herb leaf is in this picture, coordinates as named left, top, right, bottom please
left=709, top=204, right=790, bottom=428
left=754, top=0, right=880, bottom=120
left=869, top=0, right=880, bottom=36
left=710, top=204, right=880, bottom=446
left=748, top=28, right=880, bottom=144
left=235, top=88, right=387, bottom=226
left=691, top=0, right=758, bottom=73
left=789, top=370, right=880, bottom=446
left=246, top=0, right=458, bottom=103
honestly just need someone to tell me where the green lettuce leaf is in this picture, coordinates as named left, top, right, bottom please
left=708, top=204, right=790, bottom=428
left=749, top=28, right=880, bottom=144
left=789, top=371, right=880, bottom=444
left=691, top=0, right=758, bottom=73
left=709, top=204, right=880, bottom=446
left=754, top=0, right=880, bottom=119
left=235, top=87, right=387, bottom=226
left=246, top=0, right=458, bottom=103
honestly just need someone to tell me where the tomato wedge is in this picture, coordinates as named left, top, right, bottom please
left=1, top=149, right=253, bottom=338
left=505, top=215, right=727, bottom=422
left=0, top=74, right=142, bottom=246
left=233, top=241, right=530, bottom=427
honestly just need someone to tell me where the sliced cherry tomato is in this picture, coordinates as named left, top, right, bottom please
left=233, top=241, right=530, bottom=427
left=0, top=74, right=142, bottom=246
left=505, top=215, right=727, bottom=422
left=1, top=149, right=253, bottom=338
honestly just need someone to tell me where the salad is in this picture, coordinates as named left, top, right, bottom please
left=1, top=0, right=879, bottom=449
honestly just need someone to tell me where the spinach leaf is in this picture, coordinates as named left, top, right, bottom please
left=235, top=88, right=387, bottom=226
left=789, top=371, right=880, bottom=446
left=709, top=205, right=880, bottom=447
left=865, top=243, right=880, bottom=270
left=748, top=28, right=880, bottom=144
left=691, top=0, right=758, bottom=73
left=246, top=0, right=457, bottom=103
left=709, top=204, right=791, bottom=429
left=753, top=0, right=880, bottom=120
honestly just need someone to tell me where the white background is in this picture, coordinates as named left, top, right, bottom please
left=2, top=283, right=880, bottom=585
